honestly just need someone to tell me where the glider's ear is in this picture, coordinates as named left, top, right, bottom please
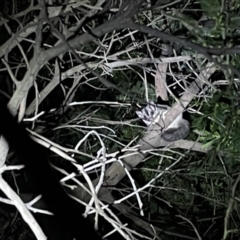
left=136, top=110, right=143, bottom=118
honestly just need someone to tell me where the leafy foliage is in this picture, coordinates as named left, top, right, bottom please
left=1, top=0, right=240, bottom=239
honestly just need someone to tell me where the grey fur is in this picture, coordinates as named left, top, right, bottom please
left=136, top=102, right=190, bottom=142
left=162, top=119, right=190, bottom=141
